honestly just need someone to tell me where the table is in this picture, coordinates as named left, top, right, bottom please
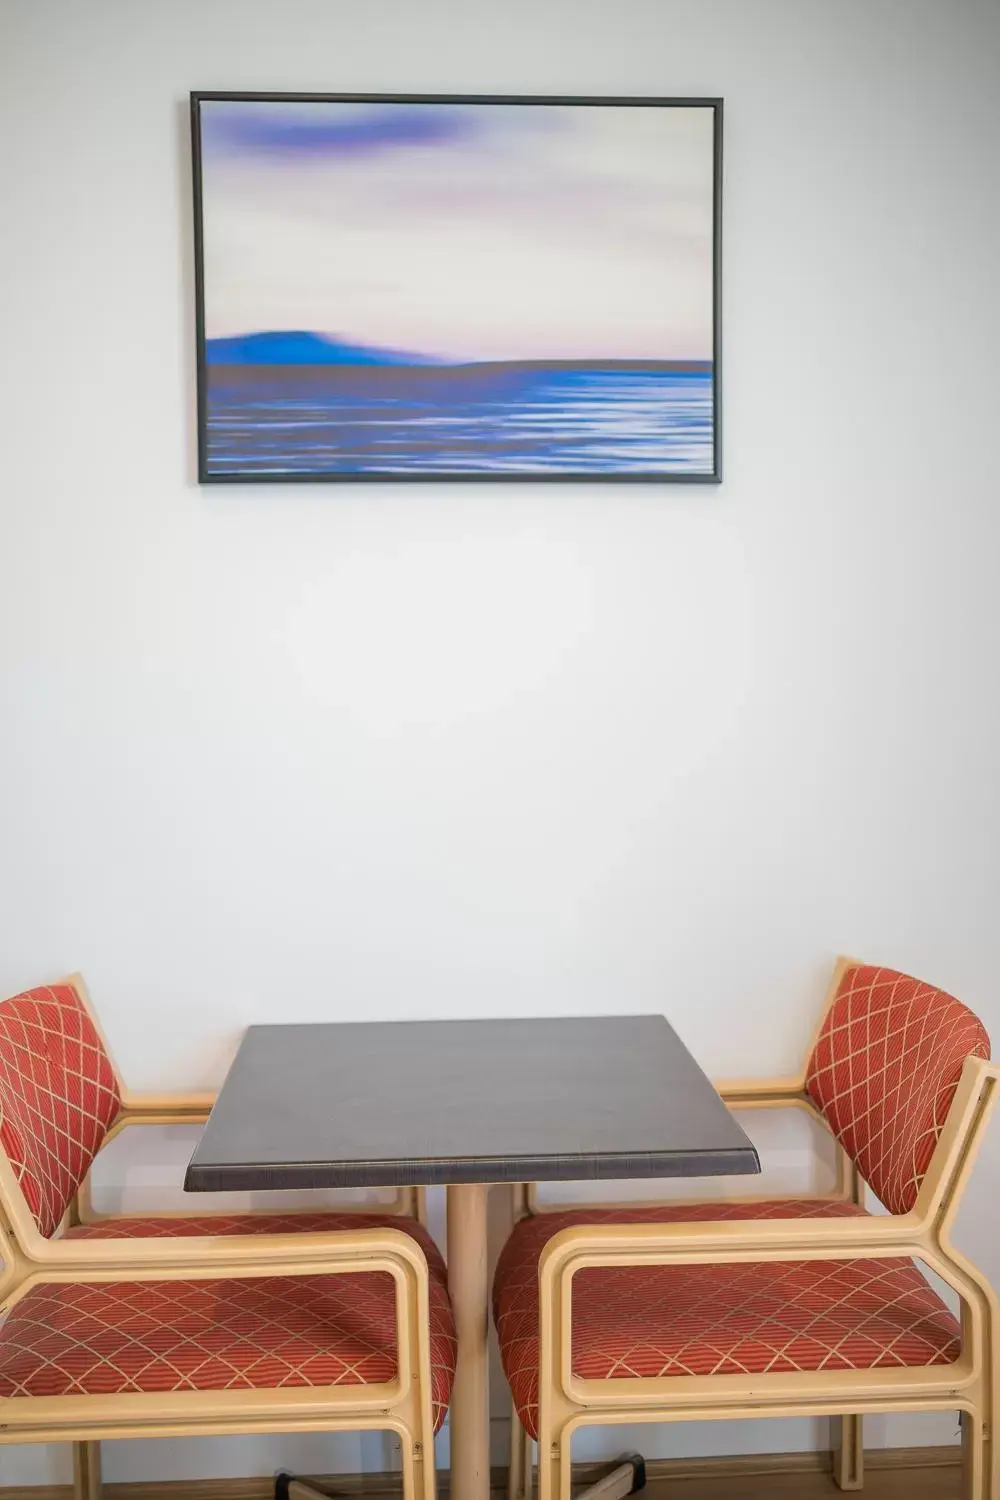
left=186, top=1015, right=759, bottom=1500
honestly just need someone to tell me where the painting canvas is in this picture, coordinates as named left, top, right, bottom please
left=192, top=94, right=721, bottom=483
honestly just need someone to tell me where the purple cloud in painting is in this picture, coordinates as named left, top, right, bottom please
left=201, top=101, right=482, bottom=160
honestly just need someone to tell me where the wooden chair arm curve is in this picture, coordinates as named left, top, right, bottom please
left=26, top=1225, right=432, bottom=1281
left=116, top=1090, right=217, bottom=1123
left=715, top=1077, right=807, bottom=1107
left=538, top=1211, right=925, bottom=1283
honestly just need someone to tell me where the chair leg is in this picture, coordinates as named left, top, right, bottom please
left=407, top=1424, right=437, bottom=1500
left=833, top=1413, right=864, bottom=1490
left=537, top=1426, right=574, bottom=1500
left=72, top=1442, right=102, bottom=1500
left=509, top=1399, right=531, bottom=1500
left=962, top=1409, right=996, bottom=1500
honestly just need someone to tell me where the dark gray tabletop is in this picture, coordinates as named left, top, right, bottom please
left=184, top=1015, right=759, bottom=1191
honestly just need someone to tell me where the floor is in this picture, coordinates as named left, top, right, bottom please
left=641, top=1469, right=959, bottom=1500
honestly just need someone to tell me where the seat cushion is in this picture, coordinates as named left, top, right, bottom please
left=68, top=1212, right=449, bottom=1284
left=493, top=1200, right=961, bottom=1439
left=1, top=1217, right=456, bottom=1428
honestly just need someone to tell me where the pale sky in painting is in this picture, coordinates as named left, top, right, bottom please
left=199, top=100, right=716, bottom=363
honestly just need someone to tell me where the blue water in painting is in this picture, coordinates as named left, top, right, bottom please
left=205, top=365, right=714, bottom=477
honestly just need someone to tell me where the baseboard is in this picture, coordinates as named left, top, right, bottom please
left=0, top=1445, right=961, bottom=1500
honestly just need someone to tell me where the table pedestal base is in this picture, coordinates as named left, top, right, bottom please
left=275, top=1452, right=645, bottom=1500
left=275, top=1478, right=329, bottom=1500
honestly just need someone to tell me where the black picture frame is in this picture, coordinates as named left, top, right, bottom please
left=191, top=92, right=723, bottom=484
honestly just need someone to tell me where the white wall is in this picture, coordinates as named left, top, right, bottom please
left=2, top=0, right=999, bottom=1486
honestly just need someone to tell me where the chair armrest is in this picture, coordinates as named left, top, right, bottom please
left=533, top=1207, right=976, bottom=1416
left=538, top=1211, right=924, bottom=1286
left=116, top=1090, right=216, bottom=1125
left=5, top=1226, right=437, bottom=1409
left=25, top=1224, right=431, bottom=1282
left=716, top=1077, right=809, bottom=1108
left=520, top=1080, right=832, bottom=1218
left=68, top=1094, right=216, bottom=1225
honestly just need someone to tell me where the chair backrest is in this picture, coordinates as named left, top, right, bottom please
left=805, top=963, right=990, bottom=1214
left=0, top=983, right=121, bottom=1238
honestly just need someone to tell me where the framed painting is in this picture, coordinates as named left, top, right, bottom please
left=191, top=93, right=722, bottom=483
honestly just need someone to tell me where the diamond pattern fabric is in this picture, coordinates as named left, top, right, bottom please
left=0, top=984, right=121, bottom=1238
left=67, top=1212, right=449, bottom=1285
left=0, top=1264, right=457, bottom=1428
left=493, top=1200, right=961, bottom=1440
left=805, top=965, right=990, bottom=1214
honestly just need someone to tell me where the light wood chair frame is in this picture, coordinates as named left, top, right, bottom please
left=0, top=976, right=439, bottom=1500
left=504, top=958, right=999, bottom=1500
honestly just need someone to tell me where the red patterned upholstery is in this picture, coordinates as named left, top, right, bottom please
left=68, top=1212, right=449, bottom=1284
left=493, top=1200, right=960, bottom=1440
left=806, top=965, right=990, bottom=1214
left=0, top=984, right=121, bottom=1238
left=0, top=1266, right=457, bottom=1429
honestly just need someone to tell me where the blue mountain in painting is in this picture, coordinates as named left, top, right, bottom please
left=205, top=330, right=438, bottom=366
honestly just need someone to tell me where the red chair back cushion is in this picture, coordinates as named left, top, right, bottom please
left=805, top=965, right=989, bottom=1214
left=0, top=984, right=121, bottom=1237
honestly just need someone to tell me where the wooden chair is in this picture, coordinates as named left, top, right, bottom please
left=0, top=977, right=456, bottom=1500
left=494, top=959, right=998, bottom=1500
